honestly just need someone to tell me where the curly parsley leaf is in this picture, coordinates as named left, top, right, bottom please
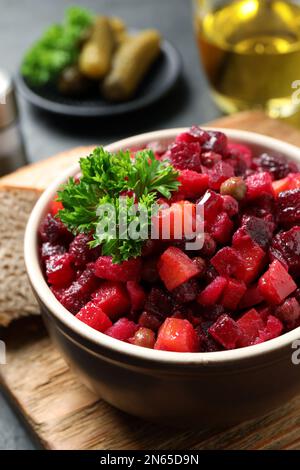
left=129, top=150, right=180, bottom=199
left=57, top=146, right=179, bottom=263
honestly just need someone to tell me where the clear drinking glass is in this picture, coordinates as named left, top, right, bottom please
left=193, top=0, right=300, bottom=119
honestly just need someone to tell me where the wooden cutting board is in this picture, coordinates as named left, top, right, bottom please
left=1, top=110, right=300, bottom=450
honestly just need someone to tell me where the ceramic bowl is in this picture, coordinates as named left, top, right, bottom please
left=24, top=128, right=300, bottom=427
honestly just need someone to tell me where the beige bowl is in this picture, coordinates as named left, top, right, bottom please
left=24, top=128, right=300, bottom=427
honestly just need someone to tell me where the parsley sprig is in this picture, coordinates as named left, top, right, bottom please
left=57, top=146, right=179, bottom=263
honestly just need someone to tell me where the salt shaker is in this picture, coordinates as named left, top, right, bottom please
left=0, top=70, right=27, bottom=176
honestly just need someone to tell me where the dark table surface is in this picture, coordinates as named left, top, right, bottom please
left=0, top=0, right=220, bottom=449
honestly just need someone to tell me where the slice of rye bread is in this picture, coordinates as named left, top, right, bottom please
left=0, top=145, right=95, bottom=326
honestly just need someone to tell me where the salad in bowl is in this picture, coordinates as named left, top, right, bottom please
left=25, top=126, right=300, bottom=426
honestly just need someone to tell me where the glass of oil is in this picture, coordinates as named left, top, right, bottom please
left=193, top=0, right=300, bottom=119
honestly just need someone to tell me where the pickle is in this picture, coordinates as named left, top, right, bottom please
left=79, top=16, right=114, bottom=79
left=109, top=16, right=126, bottom=35
left=109, top=16, right=128, bottom=46
left=58, top=65, right=92, bottom=96
left=102, top=30, right=161, bottom=101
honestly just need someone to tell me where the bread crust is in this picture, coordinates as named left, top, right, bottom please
left=0, top=145, right=96, bottom=326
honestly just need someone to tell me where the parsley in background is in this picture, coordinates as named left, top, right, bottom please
left=21, top=7, right=94, bottom=86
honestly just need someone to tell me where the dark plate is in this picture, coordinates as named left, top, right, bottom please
left=16, top=39, right=181, bottom=117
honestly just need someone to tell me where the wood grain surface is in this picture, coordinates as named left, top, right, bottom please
left=1, top=110, right=300, bottom=450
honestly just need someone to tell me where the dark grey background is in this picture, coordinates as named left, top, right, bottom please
left=0, top=0, right=220, bottom=449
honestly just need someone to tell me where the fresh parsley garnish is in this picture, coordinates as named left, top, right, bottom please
left=57, top=146, right=179, bottom=263
left=21, top=7, right=94, bottom=87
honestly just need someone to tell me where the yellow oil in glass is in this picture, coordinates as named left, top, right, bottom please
left=195, top=0, right=300, bottom=118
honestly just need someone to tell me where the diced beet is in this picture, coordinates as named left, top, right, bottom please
left=211, top=246, right=246, bottom=278
left=238, top=284, right=264, bottom=309
left=177, top=170, right=209, bottom=198
left=171, top=278, right=199, bottom=303
left=39, top=213, right=73, bottom=245
left=144, top=287, right=173, bottom=318
left=208, top=161, right=235, bottom=191
left=69, top=233, right=99, bottom=268
left=126, top=281, right=146, bottom=312
left=200, top=304, right=225, bottom=322
left=275, top=297, right=300, bottom=329
left=277, top=189, right=300, bottom=226
left=258, top=260, right=297, bottom=305
left=201, top=151, right=222, bottom=168
left=172, top=310, right=186, bottom=320
left=239, top=215, right=274, bottom=250
left=138, top=311, right=163, bottom=332
left=197, top=233, right=217, bottom=258
left=197, top=276, right=227, bottom=306
left=221, top=278, right=247, bottom=310
left=154, top=318, right=199, bottom=352
left=153, top=201, right=196, bottom=241
left=76, top=301, right=112, bottom=332
left=227, top=142, right=252, bottom=169
left=141, top=239, right=164, bottom=257
left=198, top=189, right=223, bottom=223
left=175, top=126, right=210, bottom=144
left=243, top=194, right=276, bottom=220
left=158, top=246, right=200, bottom=291
left=237, top=309, right=265, bottom=347
left=246, top=172, right=275, bottom=200
left=296, top=288, right=300, bottom=303
left=46, top=253, right=75, bottom=287
left=168, top=141, right=202, bottom=172
left=40, top=242, right=66, bottom=261
left=202, top=130, right=228, bottom=155
left=256, top=315, right=283, bottom=342
left=129, top=327, right=156, bottom=348
left=208, top=314, right=241, bottom=350
left=191, top=256, right=206, bottom=277
left=258, top=152, right=296, bottom=180
left=196, top=326, right=221, bottom=352
left=105, top=318, right=138, bottom=342
left=141, top=257, right=160, bottom=283
left=270, top=227, right=300, bottom=277
left=232, top=233, right=266, bottom=284
left=222, top=195, right=239, bottom=216
left=52, top=263, right=99, bottom=314
left=209, top=211, right=233, bottom=244
left=257, top=306, right=273, bottom=323
left=226, top=157, right=247, bottom=177
left=94, top=256, right=142, bottom=282
left=92, top=281, right=130, bottom=319
left=288, top=172, right=300, bottom=189
left=75, top=263, right=99, bottom=295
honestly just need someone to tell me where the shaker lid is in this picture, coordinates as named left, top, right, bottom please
left=0, top=70, right=17, bottom=129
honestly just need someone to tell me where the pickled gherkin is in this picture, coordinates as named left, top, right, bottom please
left=102, top=30, right=161, bottom=101
left=58, top=65, right=92, bottom=96
left=109, top=16, right=126, bottom=34
left=79, top=16, right=115, bottom=79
